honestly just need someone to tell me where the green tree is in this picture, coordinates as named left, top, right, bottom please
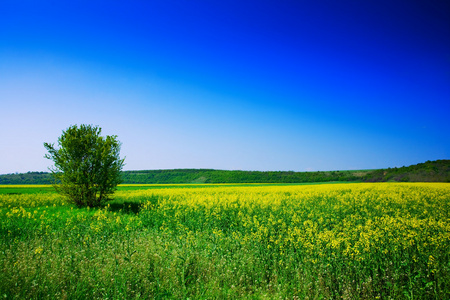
left=44, top=124, right=125, bottom=207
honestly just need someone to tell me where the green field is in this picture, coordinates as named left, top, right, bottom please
left=1, top=183, right=449, bottom=299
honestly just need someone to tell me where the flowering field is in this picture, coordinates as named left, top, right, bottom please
left=1, top=183, right=449, bottom=299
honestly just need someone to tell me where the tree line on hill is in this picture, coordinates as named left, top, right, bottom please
left=0, top=160, right=448, bottom=185
left=120, top=169, right=363, bottom=184
left=363, top=159, right=450, bottom=182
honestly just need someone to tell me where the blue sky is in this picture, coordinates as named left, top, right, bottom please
left=1, top=0, right=449, bottom=173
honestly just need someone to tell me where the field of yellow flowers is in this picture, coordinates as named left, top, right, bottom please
left=1, top=183, right=449, bottom=299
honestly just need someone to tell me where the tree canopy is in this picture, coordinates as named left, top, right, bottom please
left=44, top=124, right=125, bottom=207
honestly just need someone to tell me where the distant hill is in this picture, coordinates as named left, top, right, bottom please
left=0, top=171, right=52, bottom=185
left=363, top=160, right=450, bottom=182
left=120, top=169, right=364, bottom=184
left=0, top=160, right=448, bottom=184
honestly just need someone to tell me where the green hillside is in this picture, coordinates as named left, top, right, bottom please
left=121, top=169, right=363, bottom=184
left=0, top=160, right=448, bottom=184
left=363, top=159, right=450, bottom=182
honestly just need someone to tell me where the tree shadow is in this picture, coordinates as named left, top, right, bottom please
left=107, top=201, right=142, bottom=214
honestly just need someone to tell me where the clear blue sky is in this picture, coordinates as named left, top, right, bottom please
left=1, top=0, right=449, bottom=173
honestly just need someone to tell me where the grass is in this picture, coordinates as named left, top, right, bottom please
left=1, top=183, right=449, bottom=299
left=0, top=185, right=56, bottom=195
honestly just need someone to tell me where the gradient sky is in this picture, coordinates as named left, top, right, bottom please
left=1, top=0, right=449, bottom=174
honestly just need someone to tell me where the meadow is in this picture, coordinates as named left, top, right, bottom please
left=0, top=183, right=449, bottom=299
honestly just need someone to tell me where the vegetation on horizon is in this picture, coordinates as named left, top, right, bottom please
left=1, top=159, right=449, bottom=184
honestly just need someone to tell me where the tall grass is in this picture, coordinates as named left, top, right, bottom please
left=1, top=183, right=449, bottom=299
